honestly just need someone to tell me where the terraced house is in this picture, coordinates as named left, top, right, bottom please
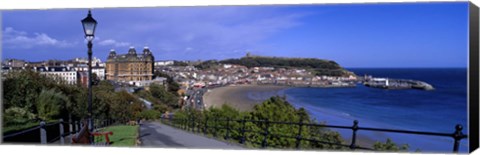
left=106, top=47, right=155, bottom=85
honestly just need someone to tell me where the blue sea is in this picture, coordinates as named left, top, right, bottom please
left=281, top=68, right=468, bottom=153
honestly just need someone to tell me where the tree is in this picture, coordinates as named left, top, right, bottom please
left=373, top=138, right=409, bottom=151
left=173, top=96, right=345, bottom=150
left=154, top=71, right=181, bottom=95
left=35, top=88, right=68, bottom=121
left=109, top=90, right=143, bottom=120
left=140, top=109, right=161, bottom=120
left=131, top=101, right=145, bottom=120
left=3, top=107, right=36, bottom=126
left=92, top=73, right=100, bottom=85
left=152, top=103, right=170, bottom=113
left=247, top=96, right=335, bottom=148
left=92, top=81, right=116, bottom=120
left=3, top=70, right=57, bottom=113
left=71, top=87, right=88, bottom=119
left=149, top=83, right=179, bottom=108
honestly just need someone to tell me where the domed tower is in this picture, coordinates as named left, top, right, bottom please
left=143, top=46, right=155, bottom=79
left=127, top=46, right=137, bottom=56
left=142, top=46, right=154, bottom=61
left=108, top=49, right=116, bottom=59
left=106, top=49, right=118, bottom=81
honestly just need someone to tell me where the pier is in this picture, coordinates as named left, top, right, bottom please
left=363, top=77, right=434, bottom=90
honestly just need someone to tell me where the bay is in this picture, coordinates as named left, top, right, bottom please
left=282, top=68, right=468, bottom=152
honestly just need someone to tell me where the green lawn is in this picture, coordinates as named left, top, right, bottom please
left=96, top=125, right=139, bottom=146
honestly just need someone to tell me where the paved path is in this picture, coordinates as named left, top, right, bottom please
left=139, top=121, right=243, bottom=149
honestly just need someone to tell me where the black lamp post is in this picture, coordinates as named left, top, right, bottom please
left=81, top=9, right=97, bottom=134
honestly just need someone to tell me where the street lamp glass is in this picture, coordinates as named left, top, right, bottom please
left=81, top=10, right=97, bottom=40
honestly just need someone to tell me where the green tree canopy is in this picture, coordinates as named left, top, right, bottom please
left=35, top=88, right=68, bottom=121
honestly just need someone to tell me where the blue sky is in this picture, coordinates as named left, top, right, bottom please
left=2, top=2, right=469, bottom=68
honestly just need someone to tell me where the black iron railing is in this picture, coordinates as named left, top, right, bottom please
left=3, top=119, right=120, bottom=144
left=160, top=116, right=468, bottom=153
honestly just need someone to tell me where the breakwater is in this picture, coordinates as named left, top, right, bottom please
left=362, top=77, right=434, bottom=90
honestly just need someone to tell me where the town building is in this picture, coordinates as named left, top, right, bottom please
left=1, top=66, right=26, bottom=75
left=154, top=60, right=174, bottom=67
left=36, top=66, right=77, bottom=85
left=3, top=59, right=27, bottom=67
left=71, top=57, right=102, bottom=66
left=77, top=71, right=89, bottom=87
left=27, top=61, right=47, bottom=67
left=73, top=64, right=106, bottom=80
left=131, top=77, right=167, bottom=87
left=106, top=47, right=155, bottom=85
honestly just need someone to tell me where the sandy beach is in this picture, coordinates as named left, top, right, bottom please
left=202, top=85, right=289, bottom=111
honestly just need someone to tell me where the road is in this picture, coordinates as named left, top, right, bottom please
left=185, top=88, right=207, bottom=110
left=139, top=98, right=152, bottom=109
left=139, top=121, right=243, bottom=149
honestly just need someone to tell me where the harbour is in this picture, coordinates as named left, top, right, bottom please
left=361, top=75, right=435, bottom=90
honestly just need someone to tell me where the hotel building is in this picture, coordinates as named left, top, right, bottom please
left=106, top=47, right=155, bottom=85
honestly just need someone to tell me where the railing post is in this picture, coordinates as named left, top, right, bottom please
left=350, top=120, right=359, bottom=150
left=191, top=115, right=195, bottom=133
left=177, top=118, right=181, bottom=128
left=225, top=117, right=231, bottom=140
left=175, top=118, right=179, bottom=128
left=89, top=119, right=93, bottom=131
left=452, top=124, right=464, bottom=153
left=204, top=116, right=209, bottom=135
left=295, top=117, right=304, bottom=149
left=196, top=117, right=200, bottom=133
left=74, top=121, right=78, bottom=133
left=179, top=118, right=183, bottom=129
left=59, top=119, right=65, bottom=145
left=261, top=119, right=270, bottom=148
left=169, top=117, right=172, bottom=127
left=40, top=121, right=47, bottom=144
left=175, top=118, right=183, bottom=129
left=68, top=120, right=73, bottom=144
left=186, top=116, right=189, bottom=131
left=180, top=118, right=183, bottom=129
left=213, top=117, right=218, bottom=137
left=183, top=118, right=187, bottom=130
left=187, top=116, right=190, bottom=131
left=240, top=117, right=246, bottom=144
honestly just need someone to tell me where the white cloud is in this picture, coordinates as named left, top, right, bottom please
left=4, top=27, right=27, bottom=36
left=98, top=39, right=130, bottom=47
left=3, top=27, right=75, bottom=49
left=96, top=7, right=311, bottom=59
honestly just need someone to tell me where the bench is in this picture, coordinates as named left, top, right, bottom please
left=71, top=121, right=113, bottom=146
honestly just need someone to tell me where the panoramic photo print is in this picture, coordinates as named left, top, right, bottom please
left=1, top=2, right=471, bottom=153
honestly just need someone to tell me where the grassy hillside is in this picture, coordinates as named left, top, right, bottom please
left=216, top=56, right=354, bottom=76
